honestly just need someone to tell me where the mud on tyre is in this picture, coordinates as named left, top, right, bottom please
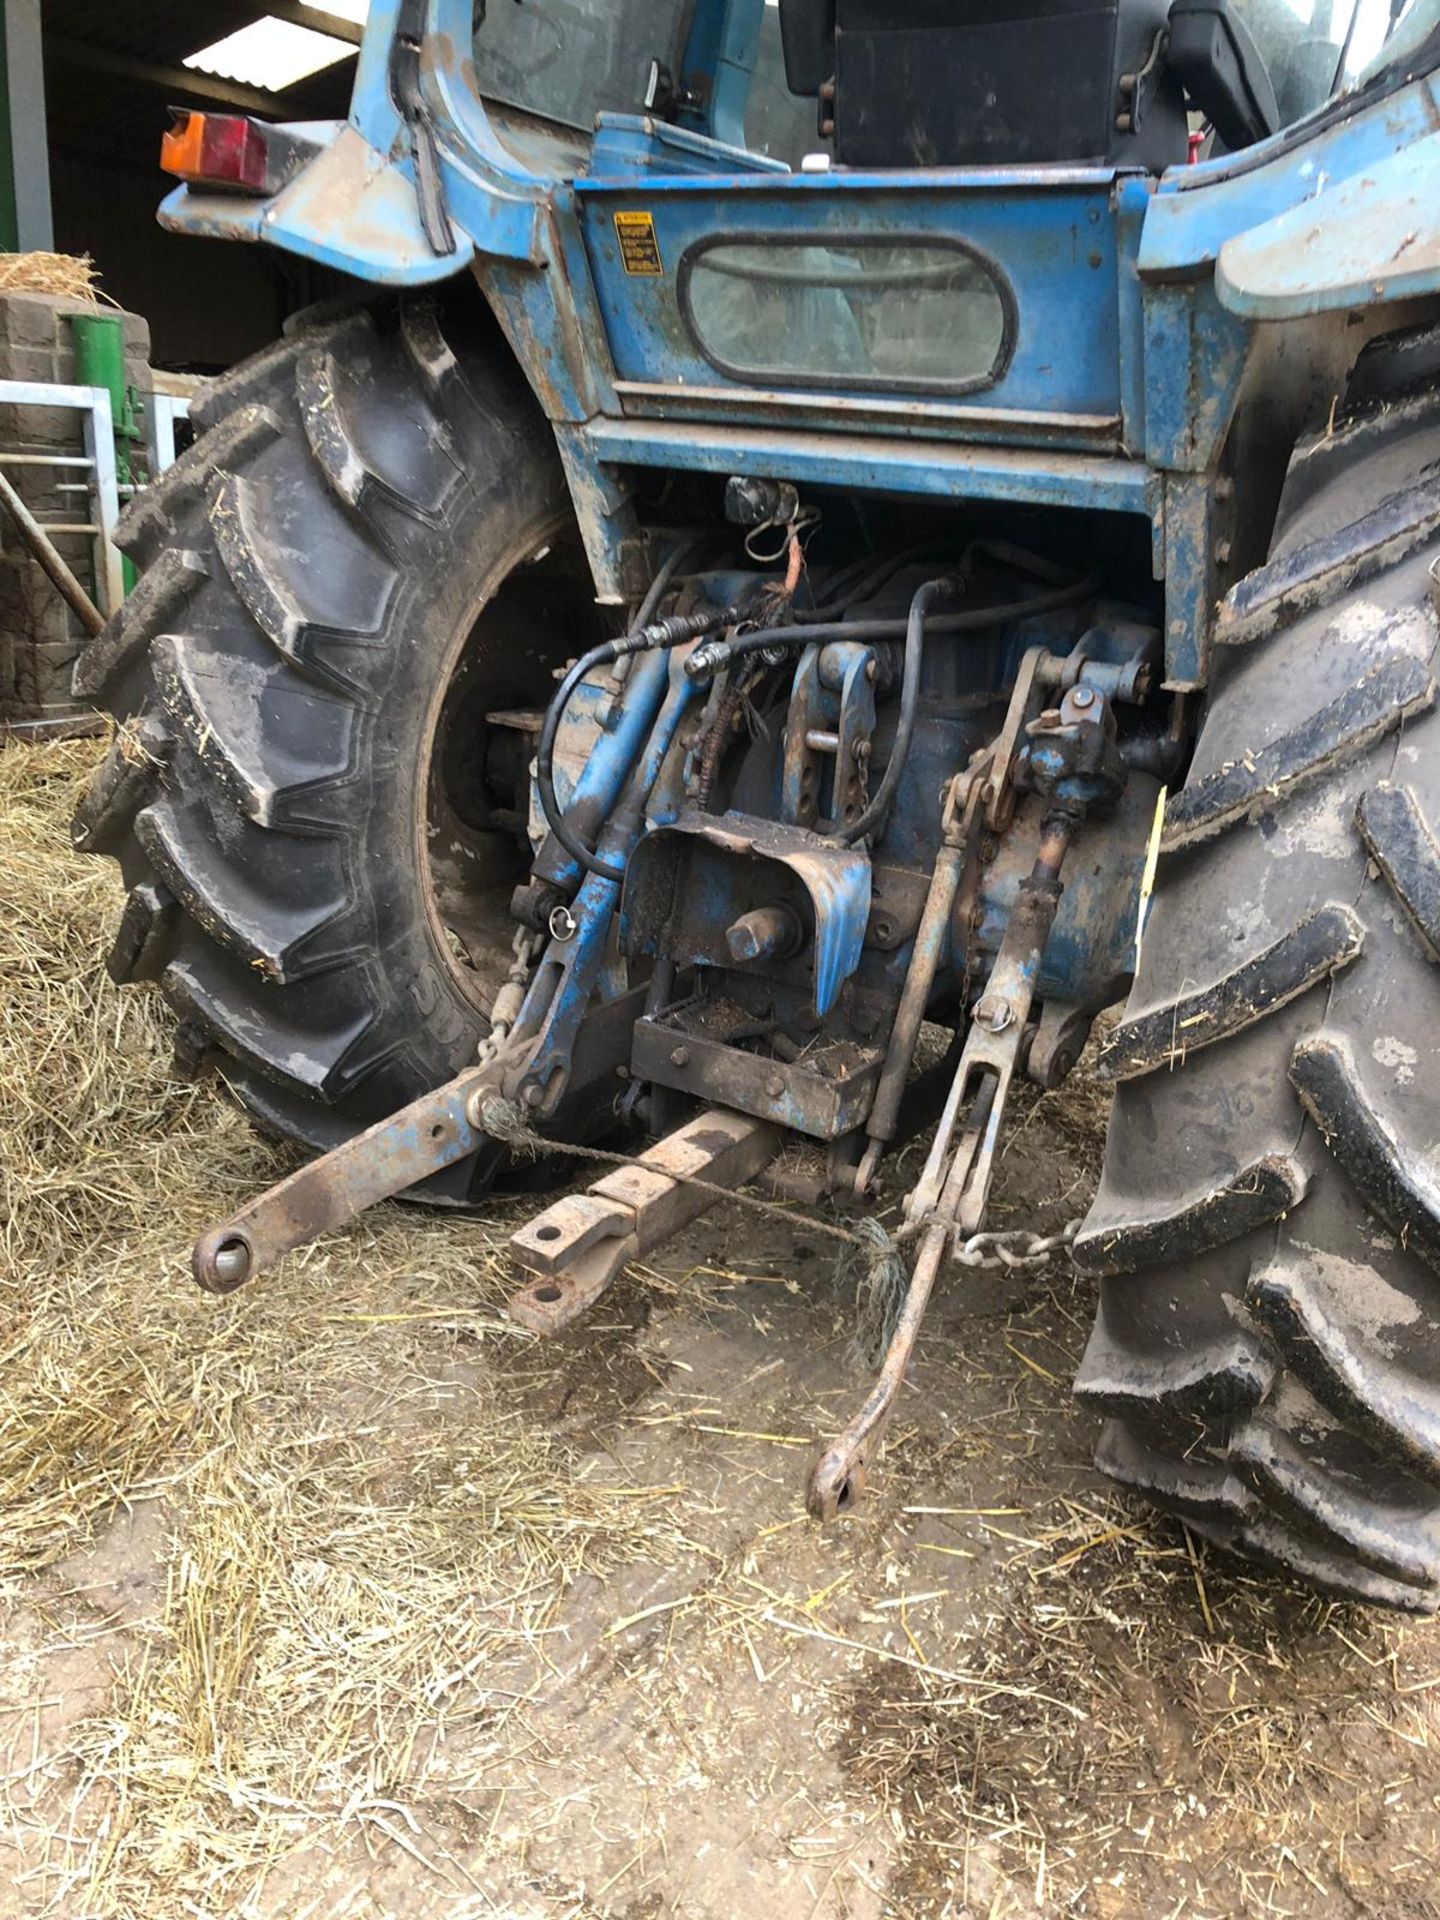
left=1076, top=343, right=1440, bottom=1609
left=72, top=294, right=604, bottom=1204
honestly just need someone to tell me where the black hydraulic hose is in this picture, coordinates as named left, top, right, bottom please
left=833, top=562, right=1100, bottom=847
left=795, top=538, right=1072, bottom=627
left=685, top=571, right=1100, bottom=682
left=537, top=640, right=630, bottom=883
left=793, top=543, right=939, bottom=621
left=837, top=578, right=953, bottom=847
left=532, top=537, right=711, bottom=889
left=630, top=536, right=695, bottom=633
left=537, top=603, right=732, bottom=887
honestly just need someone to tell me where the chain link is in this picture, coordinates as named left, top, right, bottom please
left=476, top=927, right=543, bottom=1066
left=951, top=1218, right=1082, bottom=1270
left=478, top=1095, right=1082, bottom=1274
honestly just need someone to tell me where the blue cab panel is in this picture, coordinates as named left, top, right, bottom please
left=575, top=169, right=1132, bottom=446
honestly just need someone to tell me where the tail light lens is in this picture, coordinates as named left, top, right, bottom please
left=162, top=112, right=275, bottom=194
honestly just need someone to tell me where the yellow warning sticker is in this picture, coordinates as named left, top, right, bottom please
left=613, top=210, right=663, bottom=275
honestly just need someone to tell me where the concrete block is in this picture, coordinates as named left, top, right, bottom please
left=121, top=311, right=152, bottom=360
left=0, top=295, right=58, bottom=350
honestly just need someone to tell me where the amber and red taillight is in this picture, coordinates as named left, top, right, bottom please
left=161, top=111, right=314, bottom=196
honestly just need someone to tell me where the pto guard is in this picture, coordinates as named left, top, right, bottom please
left=159, top=123, right=475, bottom=286
left=620, top=813, right=872, bottom=1018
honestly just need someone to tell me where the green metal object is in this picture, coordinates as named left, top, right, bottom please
left=70, top=312, right=141, bottom=593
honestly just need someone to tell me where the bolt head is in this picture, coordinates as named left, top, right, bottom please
left=670, top=1045, right=690, bottom=1068
left=765, top=1074, right=786, bottom=1099
left=973, top=993, right=1014, bottom=1034
left=1071, top=686, right=1096, bottom=709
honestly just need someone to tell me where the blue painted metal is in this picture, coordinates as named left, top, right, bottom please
left=586, top=414, right=1155, bottom=517
left=1141, top=66, right=1440, bottom=277
left=588, top=114, right=788, bottom=179
left=574, top=170, right=1126, bottom=421
left=621, top=813, right=873, bottom=1016
left=163, top=123, right=476, bottom=285
left=515, top=649, right=699, bottom=1112
left=1216, top=131, right=1440, bottom=318
left=675, top=0, right=763, bottom=148
left=1139, top=277, right=1252, bottom=475
left=148, top=0, right=1440, bottom=1126
left=978, top=781, right=1160, bottom=1011
left=1113, top=174, right=1151, bottom=459
left=1161, top=471, right=1222, bottom=688
left=704, top=0, right=767, bottom=151
left=779, top=641, right=878, bottom=833
left=538, top=647, right=674, bottom=893
left=348, top=0, right=406, bottom=154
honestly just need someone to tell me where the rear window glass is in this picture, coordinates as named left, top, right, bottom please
left=680, top=236, right=1014, bottom=394
left=471, top=0, right=687, bottom=132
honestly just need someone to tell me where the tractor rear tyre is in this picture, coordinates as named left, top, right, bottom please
left=1076, top=358, right=1440, bottom=1609
left=72, top=295, right=603, bottom=1204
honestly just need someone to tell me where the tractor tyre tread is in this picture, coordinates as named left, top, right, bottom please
left=1078, top=375, right=1440, bottom=1606
left=71, top=293, right=568, bottom=1202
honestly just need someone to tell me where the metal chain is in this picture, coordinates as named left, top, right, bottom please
left=476, top=927, right=544, bottom=1066
left=478, top=1096, right=1083, bottom=1274
left=952, top=1219, right=1082, bottom=1270
left=894, top=1206, right=1083, bottom=1269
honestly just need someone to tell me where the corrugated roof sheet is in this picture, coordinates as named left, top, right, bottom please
left=45, top=1, right=358, bottom=156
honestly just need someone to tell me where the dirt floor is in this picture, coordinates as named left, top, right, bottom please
left=3, top=735, right=1440, bottom=1920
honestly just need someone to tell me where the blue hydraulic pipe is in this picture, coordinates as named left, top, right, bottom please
left=533, top=646, right=673, bottom=894
left=514, top=652, right=701, bottom=1113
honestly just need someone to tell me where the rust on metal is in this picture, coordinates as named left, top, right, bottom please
left=811, top=819, right=1074, bottom=1519
left=857, top=753, right=993, bottom=1193
left=191, top=1051, right=523, bottom=1293
left=507, top=1108, right=779, bottom=1333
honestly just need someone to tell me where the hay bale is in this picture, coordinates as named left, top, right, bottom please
left=0, top=252, right=104, bottom=303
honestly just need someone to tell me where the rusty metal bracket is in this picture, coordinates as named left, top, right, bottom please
left=192, top=1048, right=527, bottom=1294
left=809, top=1128, right=976, bottom=1522
left=507, top=1108, right=779, bottom=1333
left=855, top=751, right=994, bottom=1195
left=981, top=646, right=1058, bottom=830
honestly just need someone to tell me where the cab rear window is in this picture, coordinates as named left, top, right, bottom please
left=679, top=235, right=1015, bottom=394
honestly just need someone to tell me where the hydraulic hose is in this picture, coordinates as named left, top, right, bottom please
left=685, top=570, right=1100, bottom=682
left=793, top=543, right=939, bottom=621
left=837, top=577, right=955, bottom=847
left=794, top=538, right=1078, bottom=626
left=537, top=601, right=731, bottom=886
left=831, top=556, right=1101, bottom=846
left=531, top=537, right=711, bottom=889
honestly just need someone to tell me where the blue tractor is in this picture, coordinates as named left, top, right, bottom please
left=75, top=0, right=1440, bottom=1606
